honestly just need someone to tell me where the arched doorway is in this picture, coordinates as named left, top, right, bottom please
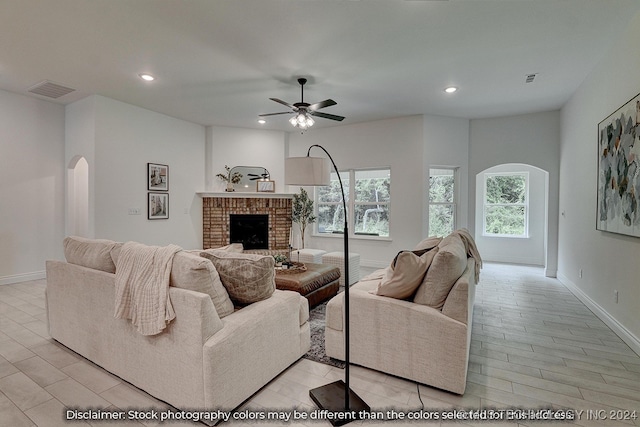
left=475, top=163, right=549, bottom=268
left=67, top=156, right=89, bottom=237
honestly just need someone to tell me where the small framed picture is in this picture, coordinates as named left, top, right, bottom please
left=148, top=193, right=169, bottom=219
left=148, top=163, right=168, bottom=191
left=256, top=180, right=275, bottom=192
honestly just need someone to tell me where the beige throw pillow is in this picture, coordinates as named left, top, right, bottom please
left=63, top=236, right=120, bottom=273
left=170, top=251, right=235, bottom=318
left=200, top=251, right=275, bottom=305
left=413, top=233, right=468, bottom=309
left=413, top=236, right=442, bottom=251
left=374, top=247, right=439, bottom=299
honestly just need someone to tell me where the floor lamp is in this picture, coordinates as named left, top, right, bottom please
left=285, top=145, right=370, bottom=426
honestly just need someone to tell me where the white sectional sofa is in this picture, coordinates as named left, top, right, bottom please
left=325, top=230, right=479, bottom=394
left=46, top=237, right=310, bottom=421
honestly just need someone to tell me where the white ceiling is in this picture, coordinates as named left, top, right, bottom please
left=1, top=0, right=639, bottom=131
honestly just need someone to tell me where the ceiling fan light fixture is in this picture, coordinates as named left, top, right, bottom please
left=290, top=112, right=314, bottom=130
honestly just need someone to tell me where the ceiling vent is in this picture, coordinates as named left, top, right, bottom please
left=27, top=80, right=76, bottom=99
left=525, top=73, right=538, bottom=84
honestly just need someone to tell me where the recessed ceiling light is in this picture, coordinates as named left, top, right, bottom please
left=138, top=73, right=155, bottom=81
left=444, top=86, right=457, bottom=94
left=257, top=119, right=266, bottom=124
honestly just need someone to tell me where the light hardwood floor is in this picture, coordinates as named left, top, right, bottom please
left=1, top=263, right=639, bottom=426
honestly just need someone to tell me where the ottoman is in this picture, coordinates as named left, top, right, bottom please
left=321, top=251, right=361, bottom=286
left=290, top=248, right=327, bottom=264
left=275, top=263, right=340, bottom=308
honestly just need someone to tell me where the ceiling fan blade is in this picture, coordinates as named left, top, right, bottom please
left=308, top=99, right=337, bottom=111
left=269, top=98, right=294, bottom=108
left=310, top=111, right=345, bottom=121
left=259, top=112, right=292, bottom=117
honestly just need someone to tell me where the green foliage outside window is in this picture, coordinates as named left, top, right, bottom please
left=484, top=174, right=527, bottom=236
left=428, top=169, right=456, bottom=237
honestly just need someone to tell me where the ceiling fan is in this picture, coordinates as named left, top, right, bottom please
left=259, top=78, right=345, bottom=129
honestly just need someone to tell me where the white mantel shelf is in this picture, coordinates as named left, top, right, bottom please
left=196, top=191, right=294, bottom=199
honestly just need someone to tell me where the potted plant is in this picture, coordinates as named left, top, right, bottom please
left=216, top=165, right=243, bottom=192
left=291, top=188, right=316, bottom=249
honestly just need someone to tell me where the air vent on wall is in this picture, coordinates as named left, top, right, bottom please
left=525, top=73, right=538, bottom=84
left=27, top=80, right=76, bottom=99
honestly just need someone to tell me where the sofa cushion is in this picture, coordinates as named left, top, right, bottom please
left=200, top=251, right=275, bottom=305
left=373, top=248, right=438, bottom=300
left=413, top=236, right=442, bottom=251
left=413, top=233, right=467, bottom=309
left=63, top=236, right=120, bottom=273
left=170, top=251, right=235, bottom=318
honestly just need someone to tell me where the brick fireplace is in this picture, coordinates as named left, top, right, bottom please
left=202, top=196, right=292, bottom=250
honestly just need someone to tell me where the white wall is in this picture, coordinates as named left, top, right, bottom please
left=0, top=89, right=65, bottom=283
left=475, top=164, right=547, bottom=266
left=559, top=11, right=640, bottom=349
left=66, top=95, right=206, bottom=248
left=205, top=126, right=286, bottom=192
left=469, top=110, right=560, bottom=275
left=424, top=115, right=470, bottom=237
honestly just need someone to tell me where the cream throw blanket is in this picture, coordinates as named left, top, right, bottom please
left=455, top=228, right=483, bottom=283
left=114, top=242, right=182, bottom=336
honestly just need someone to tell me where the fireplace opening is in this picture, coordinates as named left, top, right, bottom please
left=229, top=214, right=269, bottom=250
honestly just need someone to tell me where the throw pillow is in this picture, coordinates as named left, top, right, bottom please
left=413, top=232, right=468, bottom=309
left=171, top=251, right=235, bottom=318
left=374, top=247, right=438, bottom=299
left=413, top=236, right=442, bottom=251
left=200, top=251, right=275, bottom=305
left=63, top=236, right=119, bottom=273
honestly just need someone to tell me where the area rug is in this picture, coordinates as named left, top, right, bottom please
left=303, top=301, right=346, bottom=369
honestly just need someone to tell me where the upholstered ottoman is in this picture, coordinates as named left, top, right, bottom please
left=290, top=248, right=327, bottom=264
left=275, top=263, right=340, bottom=308
left=321, top=252, right=360, bottom=286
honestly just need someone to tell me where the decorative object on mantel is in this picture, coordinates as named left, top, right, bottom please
left=286, top=145, right=370, bottom=425
left=597, top=91, right=640, bottom=238
left=148, top=163, right=168, bottom=191
left=216, top=165, right=243, bottom=192
left=291, top=188, right=316, bottom=249
left=257, top=180, right=275, bottom=192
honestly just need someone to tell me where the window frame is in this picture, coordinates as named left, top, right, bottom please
left=428, top=167, right=458, bottom=237
left=314, top=167, right=391, bottom=241
left=482, top=171, right=529, bottom=238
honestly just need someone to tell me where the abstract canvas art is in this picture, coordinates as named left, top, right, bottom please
left=597, top=92, right=640, bottom=237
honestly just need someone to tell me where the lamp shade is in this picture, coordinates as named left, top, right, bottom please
left=285, top=156, right=331, bottom=186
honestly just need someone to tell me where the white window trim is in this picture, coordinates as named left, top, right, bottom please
left=428, top=167, right=459, bottom=236
left=313, top=167, right=391, bottom=241
left=482, top=171, right=529, bottom=238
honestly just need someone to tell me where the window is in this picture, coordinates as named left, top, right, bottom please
left=483, top=172, right=528, bottom=237
left=316, top=168, right=390, bottom=238
left=428, top=168, right=457, bottom=236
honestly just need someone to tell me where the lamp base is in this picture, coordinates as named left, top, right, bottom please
left=309, top=380, right=370, bottom=426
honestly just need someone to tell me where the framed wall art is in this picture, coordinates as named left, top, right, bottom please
left=256, top=180, right=275, bottom=193
left=148, top=163, right=169, bottom=191
left=148, top=193, right=169, bottom=220
left=597, top=92, right=640, bottom=237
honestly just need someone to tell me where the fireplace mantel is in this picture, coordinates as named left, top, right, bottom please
left=197, top=191, right=293, bottom=199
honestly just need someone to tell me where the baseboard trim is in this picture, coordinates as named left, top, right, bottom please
left=0, top=271, right=46, bottom=286
left=558, top=272, right=640, bottom=357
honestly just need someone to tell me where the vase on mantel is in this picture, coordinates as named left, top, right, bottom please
left=225, top=182, right=235, bottom=192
